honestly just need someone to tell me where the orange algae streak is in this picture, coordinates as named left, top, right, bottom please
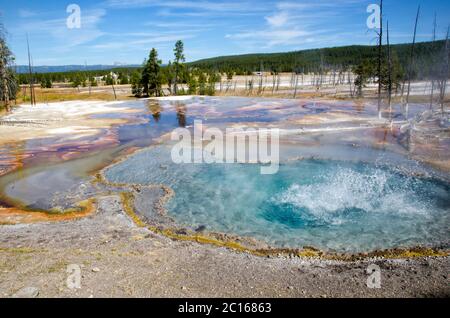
left=0, top=199, right=95, bottom=225
left=0, top=142, right=29, bottom=177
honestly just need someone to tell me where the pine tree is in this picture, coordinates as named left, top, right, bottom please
left=131, top=71, right=143, bottom=97
left=188, top=74, right=198, bottom=94
left=119, top=73, right=129, bottom=85
left=41, top=76, right=52, bottom=88
left=0, top=24, right=18, bottom=112
left=105, top=74, right=114, bottom=86
left=198, top=72, right=207, bottom=95
left=353, top=59, right=375, bottom=97
left=173, top=40, right=185, bottom=95
left=207, top=72, right=217, bottom=96
left=380, top=51, right=404, bottom=93
left=90, top=77, right=98, bottom=87
left=71, top=74, right=82, bottom=88
left=141, top=48, right=162, bottom=97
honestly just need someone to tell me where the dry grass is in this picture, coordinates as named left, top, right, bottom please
left=1, top=85, right=448, bottom=106
left=13, top=87, right=136, bottom=105
left=214, top=88, right=450, bottom=104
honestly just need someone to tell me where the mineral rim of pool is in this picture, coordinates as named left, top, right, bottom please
left=104, top=143, right=449, bottom=253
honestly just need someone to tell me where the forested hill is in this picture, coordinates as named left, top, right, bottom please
left=15, top=64, right=141, bottom=74
left=189, top=40, right=446, bottom=78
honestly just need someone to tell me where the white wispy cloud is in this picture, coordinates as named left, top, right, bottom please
left=265, top=12, right=289, bottom=28
left=143, top=21, right=218, bottom=28
left=18, top=9, right=106, bottom=48
left=105, top=0, right=262, bottom=12
left=18, top=9, right=37, bottom=18
left=92, top=32, right=196, bottom=50
left=226, top=29, right=314, bottom=47
left=225, top=0, right=362, bottom=49
left=277, top=0, right=363, bottom=11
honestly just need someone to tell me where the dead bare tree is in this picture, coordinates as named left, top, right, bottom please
left=85, top=61, right=91, bottom=96
left=429, top=13, right=437, bottom=109
left=293, top=71, right=299, bottom=98
left=247, top=78, right=254, bottom=95
left=348, top=68, right=354, bottom=97
left=111, top=81, right=117, bottom=100
left=319, top=54, right=325, bottom=90
left=387, top=20, right=392, bottom=121
left=377, top=0, right=383, bottom=119
left=272, top=70, right=276, bottom=94
left=438, top=26, right=450, bottom=116
left=276, top=73, right=280, bottom=91
left=31, top=55, right=37, bottom=104
left=258, top=61, right=263, bottom=94
left=405, top=6, right=421, bottom=119
left=26, top=35, right=36, bottom=106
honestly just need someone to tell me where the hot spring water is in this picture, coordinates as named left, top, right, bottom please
left=1, top=97, right=448, bottom=252
left=105, top=146, right=450, bottom=252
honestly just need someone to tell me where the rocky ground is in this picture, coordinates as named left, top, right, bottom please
left=0, top=195, right=448, bottom=298
left=0, top=97, right=448, bottom=298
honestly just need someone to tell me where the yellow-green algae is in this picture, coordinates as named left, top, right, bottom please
left=115, top=183, right=448, bottom=262
left=120, top=192, right=146, bottom=228
left=0, top=198, right=96, bottom=225
left=0, top=247, right=42, bottom=254
left=96, top=142, right=450, bottom=261
left=0, top=155, right=447, bottom=262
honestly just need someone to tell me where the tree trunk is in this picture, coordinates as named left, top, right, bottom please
left=439, top=26, right=449, bottom=115
left=377, top=0, right=383, bottom=119
left=3, top=77, right=10, bottom=112
left=387, top=20, right=392, bottom=121
left=405, top=6, right=421, bottom=119
left=429, top=13, right=437, bottom=110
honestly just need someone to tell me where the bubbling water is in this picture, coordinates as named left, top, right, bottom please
left=105, top=146, right=450, bottom=252
left=273, top=167, right=434, bottom=226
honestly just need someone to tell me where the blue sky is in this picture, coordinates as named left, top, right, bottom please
left=1, top=0, right=450, bottom=66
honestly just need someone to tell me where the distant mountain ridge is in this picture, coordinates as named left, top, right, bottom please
left=14, top=64, right=141, bottom=74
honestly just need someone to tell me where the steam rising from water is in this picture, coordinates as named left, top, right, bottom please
left=274, top=168, right=433, bottom=226
left=105, top=146, right=450, bottom=252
